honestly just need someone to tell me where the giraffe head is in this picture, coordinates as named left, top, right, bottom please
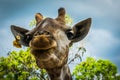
left=11, top=8, right=91, bottom=69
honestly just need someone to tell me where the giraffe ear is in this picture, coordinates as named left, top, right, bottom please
left=35, top=13, right=43, bottom=25
left=70, top=18, right=92, bottom=42
left=11, top=25, right=32, bottom=47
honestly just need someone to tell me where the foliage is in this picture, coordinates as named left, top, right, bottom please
left=0, top=48, right=48, bottom=80
left=0, top=48, right=119, bottom=80
left=65, top=14, right=73, bottom=26
left=29, top=19, right=36, bottom=27
left=73, top=57, right=118, bottom=80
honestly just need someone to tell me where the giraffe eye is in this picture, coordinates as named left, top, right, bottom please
left=66, top=29, right=74, bottom=40
left=25, top=34, right=32, bottom=42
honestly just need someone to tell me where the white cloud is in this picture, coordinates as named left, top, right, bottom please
left=89, top=29, right=119, bottom=46
left=84, top=28, right=120, bottom=57
left=62, top=0, right=120, bottom=18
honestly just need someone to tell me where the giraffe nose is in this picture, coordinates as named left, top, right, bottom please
left=35, top=30, right=50, bottom=36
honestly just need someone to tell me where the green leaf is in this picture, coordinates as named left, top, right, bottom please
left=73, top=57, right=118, bottom=80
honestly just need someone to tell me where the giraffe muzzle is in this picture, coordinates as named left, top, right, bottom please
left=30, top=32, right=57, bottom=50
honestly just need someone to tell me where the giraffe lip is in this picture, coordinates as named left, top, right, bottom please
left=31, top=46, right=55, bottom=50
left=29, top=38, right=57, bottom=51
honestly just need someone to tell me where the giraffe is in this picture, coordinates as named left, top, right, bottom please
left=11, top=7, right=92, bottom=80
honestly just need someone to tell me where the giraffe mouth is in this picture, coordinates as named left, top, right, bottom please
left=30, top=35, right=57, bottom=50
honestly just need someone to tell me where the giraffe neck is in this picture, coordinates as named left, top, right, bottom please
left=46, top=64, right=72, bottom=80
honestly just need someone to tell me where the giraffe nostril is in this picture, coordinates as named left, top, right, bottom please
left=44, top=31, right=50, bottom=35
left=35, top=30, right=51, bottom=36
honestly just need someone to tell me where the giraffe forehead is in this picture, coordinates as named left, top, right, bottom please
left=41, top=20, right=49, bottom=28
left=39, top=18, right=63, bottom=30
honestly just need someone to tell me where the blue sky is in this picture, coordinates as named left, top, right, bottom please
left=0, top=0, right=120, bottom=73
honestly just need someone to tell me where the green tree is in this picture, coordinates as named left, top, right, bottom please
left=73, top=57, right=118, bottom=80
left=0, top=48, right=48, bottom=80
